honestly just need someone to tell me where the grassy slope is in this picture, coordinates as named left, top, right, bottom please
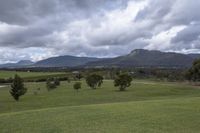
left=0, top=80, right=200, bottom=132
left=0, top=70, right=65, bottom=79
left=1, top=98, right=200, bottom=133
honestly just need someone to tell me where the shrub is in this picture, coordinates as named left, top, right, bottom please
left=73, top=82, right=82, bottom=92
left=46, top=78, right=57, bottom=91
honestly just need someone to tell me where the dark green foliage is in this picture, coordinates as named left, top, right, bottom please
left=54, top=78, right=60, bottom=86
left=46, top=78, right=57, bottom=91
left=75, top=73, right=83, bottom=80
left=186, top=59, right=200, bottom=82
left=114, top=74, right=133, bottom=91
left=10, top=75, right=27, bottom=101
left=86, top=74, right=103, bottom=89
left=73, top=82, right=82, bottom=92
left=0, top=77, right=13, bottom=83
left=67, top=78, right=71, bottom=83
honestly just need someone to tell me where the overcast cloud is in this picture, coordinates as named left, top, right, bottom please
left=0, top=0, right=200, bottom=63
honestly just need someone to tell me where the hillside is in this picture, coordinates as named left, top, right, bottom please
left=86, top=49, right=199, bottom=68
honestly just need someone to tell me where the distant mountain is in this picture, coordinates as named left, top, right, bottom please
left=85, top=49, right=200, bottom=68
left=0, top=60, right=34, bottom=68
left=188, top=54, right=200, bottom=59
left=0, top=49, right=200, bottom=68
left=33, top=55, right=100, bottom=67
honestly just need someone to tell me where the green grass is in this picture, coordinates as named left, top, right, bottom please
left=0, top=80, right=200, bottom=132
left=1, top=98, right=200, bottom=133
left=0, top=70, right=65, bottom=79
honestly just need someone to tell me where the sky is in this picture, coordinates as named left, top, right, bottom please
left=0, top=0, right=200, bottom=63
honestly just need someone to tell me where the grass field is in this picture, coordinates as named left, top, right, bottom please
left=0, top=70, right=65, bottom=79
left=0, top=80, right=200, bottom=132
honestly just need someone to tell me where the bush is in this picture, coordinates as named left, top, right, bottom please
left=46, top=78, right=57, bottom=91
left=58, top=77, right=69, bottom=81
left=73, top=82, right=82, bottom=92
left=35, top=78, right=47, bottom=82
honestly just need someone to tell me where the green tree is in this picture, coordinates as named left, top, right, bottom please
left=10, top=74, right=27, bottom=101
left=114, top=74, right=133, bottom=91
left=186, top=59, right=200, bottom=81
left=86, top=74, right=103, bottom=89
left=73, top=82, right=82, bottom=92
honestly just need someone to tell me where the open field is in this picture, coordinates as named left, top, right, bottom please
left=1, top=80, right=200, bottom=132
left=0, top=70, right=66, bottom=79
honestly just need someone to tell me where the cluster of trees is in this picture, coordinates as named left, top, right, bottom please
left=186, top=59, right=200, bottom=82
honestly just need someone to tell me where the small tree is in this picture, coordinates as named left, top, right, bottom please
left=73, top=82, right=82, bottom=92
left=46, top=78, right=56, bottom=91
left=86, top=74, right=103, bottom=89
left=114, top=74, right=133, bottom=91
left=10, top=74, right=27, bottom=101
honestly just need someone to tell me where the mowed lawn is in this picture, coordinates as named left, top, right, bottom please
left=0, top=80, right=200, bottom=132
left=0, top=70, right=65, bottom=79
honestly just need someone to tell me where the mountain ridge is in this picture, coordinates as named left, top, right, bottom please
left=0, top=49, right=200, bottom=68
left=84, top=49, right=200, bottom=68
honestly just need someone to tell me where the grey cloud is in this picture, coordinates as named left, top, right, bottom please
left=135, top=0, right=174, bottom=21
left=171, top=24, right=200, bottom=44
left=0, top=0, right=129, bottom=25
left=166, top=0, right=200, bottom=25
left=0, top=0, right=200, bottom=63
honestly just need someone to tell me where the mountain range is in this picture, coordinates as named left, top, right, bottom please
left=0, top=49, right=200, bottom=68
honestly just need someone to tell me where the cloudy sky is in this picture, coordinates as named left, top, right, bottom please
left=0, top=0, right=200, bottom=63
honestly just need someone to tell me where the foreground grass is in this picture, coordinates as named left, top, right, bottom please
left=1, top=97, right=200, bottom=133
left=0, top=80, right=200, bottom=132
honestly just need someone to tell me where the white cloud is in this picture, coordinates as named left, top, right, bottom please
left=0, top=0, right=200, bottom=63
left=145, top=25, right=186, bottom=50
